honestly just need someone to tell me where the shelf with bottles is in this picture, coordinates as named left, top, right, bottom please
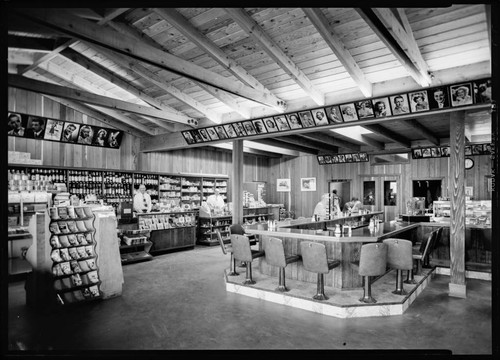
left=159, top=175, right=181, bottom=201
left=133, top=173, right=159, bottom=199
left=8, top=166, right=66, bottom=192
left=48, top=205, right=102, bottom=305
left=68, top=170, right=104, bottom=200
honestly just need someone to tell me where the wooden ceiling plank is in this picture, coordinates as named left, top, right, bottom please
left=374, top=8, right=432, bottom=84
left=17, top=8, right=283, bottom=109
left=277, top=135, right=338, bottom=153
left=224, top=8, right=325, bottom=106
left=302, top=8, right=372, bottom=98
left=210, top=142, right=283, bottom=158
left=253, top=138, right=319, bottom=155
left=152, top=8, right=286, bottom=112
left=355, top=8, right=430, bottom=87
left=300, top=130, right=361, bottom=151
left=9, top=73, right=172, bottom=128
left=361, top=124, right=411, bottom=148
left=401, top=119, right=440, bottom=146
left=8, top=35, right=58, bottom=52
left=92, top=43, right=222, bottom=124
left=360, top=134, right=385, bottom=150
left=60, top=48, right=193, bottom=125
left=196, top=83, right=252, bottom=119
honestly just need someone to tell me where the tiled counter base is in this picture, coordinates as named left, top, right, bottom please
left=225, top=266, right=435, bottom=318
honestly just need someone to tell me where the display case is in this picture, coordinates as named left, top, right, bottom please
left=433, top=200, right=491, bottom=227
left=159, top=175, right=181, bottom=207
left=48, top=206, right=102, bottom=305
left=117, top=228, right=153, bottom=264
left=181, top=177, right=201, bottom=208
left=198, top=215, right=232, bottom=245
left=243, top=206, right=275, bottom=225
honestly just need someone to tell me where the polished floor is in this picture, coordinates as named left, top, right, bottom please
left=7, top=245, right=493, bottom=355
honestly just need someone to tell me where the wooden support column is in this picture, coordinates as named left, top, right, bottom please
left=232, top=140, right=244, bottom=225
left=449, top=111, right=466, bottom=298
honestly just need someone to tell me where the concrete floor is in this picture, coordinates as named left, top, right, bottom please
left=7, top=245, right=493, bottom=355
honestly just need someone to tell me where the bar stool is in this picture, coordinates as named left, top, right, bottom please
left=405, top=229, right=439, bottom=284
left=383, top=238, right=413, bottom=295
left=299, top=241, right=340, bottom=300
left=230, top=234, right=265, bottom=285
left=352, top=242, right=388, bottom=303
left=216, top=230, right=238, bottom=276
left=229, top=224, right=257, bottom=245
left=423, top=227, right=443, bottom=267
left=263, top=237, right=301, bottom=292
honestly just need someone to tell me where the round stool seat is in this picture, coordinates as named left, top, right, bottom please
left=358, top=243, right=387, bottom=276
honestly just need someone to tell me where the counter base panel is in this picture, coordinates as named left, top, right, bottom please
left=225, top=265, right=436, bottom=318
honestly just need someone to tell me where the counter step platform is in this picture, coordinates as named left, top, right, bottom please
left=225, top=266, right=435, bottom=318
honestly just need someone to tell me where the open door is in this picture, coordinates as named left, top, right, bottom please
left=360, top=176, right=399, bottom=222
left=328, top=179, right=351, bottom=210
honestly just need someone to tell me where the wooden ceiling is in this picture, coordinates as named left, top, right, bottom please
left=7, top=6, right=492, bottom=158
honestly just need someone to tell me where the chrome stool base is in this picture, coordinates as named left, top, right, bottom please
left=404, top=269, right=417, bottom=284
left=359, top=275, right=377, bottom=303
left=243, top=279, right=256, bottom=285
left=276, top=285, right=290, bottom=292
left=313, top=294, right=329, bottom=301
left=359, top=296, right=377, bottom=304
left=393, top=269, right=407, bottom=295
left=228, top=271, right=239, bottom=276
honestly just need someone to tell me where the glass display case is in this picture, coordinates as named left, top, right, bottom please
left=433, top=200, right=491, bottom=227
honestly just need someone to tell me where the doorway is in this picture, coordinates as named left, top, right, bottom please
left=412, top=179, right=443, bottom=210
left=360, top=175, right=400, bottom=222
left=328, top=179, right=351, bottom=210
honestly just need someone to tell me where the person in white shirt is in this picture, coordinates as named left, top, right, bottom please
left=133, top=184, right=152, bottom=213
left=206, top=188, right=225, bottom=210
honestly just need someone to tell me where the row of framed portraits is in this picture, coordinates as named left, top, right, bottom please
left=7, top=112, right=124, bottom=149
left=317, top=152, right=369, bottom=165
left=412, top=143, right=493, bottom=159
left=182, top=78, right=491, bottom=145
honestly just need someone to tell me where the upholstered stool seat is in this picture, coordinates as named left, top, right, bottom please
left=216, top=230, right=238, bottom=276
left=383, top=238, right=413, bottom=295
left=300, top=241, right=340, bottom=300
left=351, top=242, right=388, bottom=303
left=264, top=237, right=301, bottom=292
left=229, top=224, right=257, bottom=245
left=405, top=229, right=439, bottom=284
left=230, top=234, right=264, bottom=285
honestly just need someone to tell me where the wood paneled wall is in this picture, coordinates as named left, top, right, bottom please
left=9, top=90, right=491, bottom=218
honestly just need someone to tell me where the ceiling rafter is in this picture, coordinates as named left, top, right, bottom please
left=15, top=8, right=285, bottom=109
left=8, top=34, right=60, bottom=52
left=355, top=8, right=431, bottom=87
left=298, top=132, right=361, bottom=151
left=17, top=9, right=128, bottom=76
left=302, top=8, right=372, bottom=98
left=91, top=43, right=222, bottom=125
left=209, top=143, right=283, bottom=158
left=60, top=48, right=193, bottom=126
left=32, top=60, right=176, bottom=132
left=361, top=124, right=412, bottom=148
left=9, top=73, right=168, bottom=133
left=400, top=119, right=440, bottom=146
left=224, top=8, right=325, bottom=106
left=274, top=135, right=339, bottom=153
left=152, top=8, right=286, bottom=113
left=251, top=138, right=319, bottom=155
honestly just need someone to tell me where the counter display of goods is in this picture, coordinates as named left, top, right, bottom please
left=48, top=205, right=102, bottom=305
left=117, top=228, right=153, bottom=264
left=433, top=200, right=491, bottom=227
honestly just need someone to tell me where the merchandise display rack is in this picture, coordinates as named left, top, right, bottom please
left=48, top=205, right=102, bottom=305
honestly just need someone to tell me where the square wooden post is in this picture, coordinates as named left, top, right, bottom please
left=232, top=140, right=244, bottom=225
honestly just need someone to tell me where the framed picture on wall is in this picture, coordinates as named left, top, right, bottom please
left=450, top=83, right=473, bottom=107
left=44, top=119, right=64, bottom=141
left=61, top=122, right=80, bottom=143
left=473, top=79, right=492, bottom=103
left=325, top=105, right=343, bottom=123
left=345, top=153, right=353, bottom=162
left=409, top=90, right=430, bottom=112
left=76, top=125, right=94, bottom=145
left=190, top=130, right=204, bottom=143
left=389, top=94, right=410, bottom=115
left=262, top=117, right=278, bottom=132
left=223, top=124, right=237, bottom=138
left=274, top=115, right=291, bottom=131
left=324, top=155, right=332, bottom=164
left=359, top=153, right=368, bottom=162
left=252, top=119, right=268, bottom=134
left=428, top=87, right=451, bottom=110
left=372, top=97, right=392, bottom=118
left=298, top=110, right=315, bottom=127
left=242, top=121, right=257, bottom=135
left=412, top=148, right=423, bottom=159
left=286, top=113, right=302, bottom=129
left=355, top=100, right=374, bottom=119
left=431, top=147, right=442, bottom=158
left=232, top=122, right=247, bottom=137
left=317, top=155, right=326, bottom=165
left=182, top=131, right=195, bottom=144
left=311, top=108, right=328, bottom=126
left=214, top=125, right=228, bottom=139
left=440, top=147, right=450, bottom=157
left=25, top=115, right=46, bottom=139
left=301, top=177, right=316, bottom=191
left=339, top=103, right=358, bottom=121
left=277, top=178, right=291, bottom=192
left=206, top=127, right=220, bottom=140
left=198, top=128, right=211, bottom=141
left=92, top=127, right=108, bottom=146
left=106, top=130, right=123, bottom=148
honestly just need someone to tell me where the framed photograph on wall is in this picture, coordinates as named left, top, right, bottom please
left=242, top=121, right=257, bottom=135
left=359, top=153, right=368, bottom=162
left=274, top=115, right=291, bottom=131
left=223, top=124, right=237, bottom=138
left=331, top=155, right=338, bottom=163
left=428, top=87, right=451, bottom=109
left=25, top=115, right=46, bottom=139
left=412, top=148, right=423, bottom=159
left=465, top=145, right=472, bottom=155
left=421, top=148, right=432, bottom=158
left=206, top=127, right=220, bottom=140
left=355, top=100, right=374, bottom=119
left=286, top=113, right=302, bottom=129
left=372, top=97, right=392, bottom=118
left=409, top=90, right=430, bottom=112
left=77, top=125, right=94, bottom=145
left=7, top=112, right=27, bottom=137
left=345, top=153, right=353, bottom=162
left=252, top=119, right=268, bottom=134
left=450, top=83, right=473, bottom=107
left=232, top=122, right=247, bottom=137
left=389, top=94, right=410, bottom=115
left=440, top=146, right=450, bottom=157
left=263, top=117, right=278, bottom=132
left=431, top=147, right=442, bottom=158
left=317, top=155, right=325, bottom=165
left=311, top=108, right=328, bottom=126
left=277, top=178, right=291, bottom=192
left=214, top=125, right=228, bottom=139
left=352, top=153, right=360, bottom=162
left=61, top=122, right=80, bottom=143
left=301, top=177, right=316, bottom=191
left=325, top=105, right=343, bottom=123
left=92, top=127, right=108, bottom=146
left=298, top=110, right=315, bottom=127
left=340, top=103, right=358, bottom=121
left=363, top=181, right=375, bottom=206
left=324, top=155, right=332, bottom=164
left=338, top=154, right=346, bottom=163
left=44, top=119, right=64, bottom=141
left=473, top=79, right=492, bottom=103
left=106, top=130, right=123, bottom=148
left=198, top=128, right=211, bottom=141
left=190, top=130, right=204, bottom=143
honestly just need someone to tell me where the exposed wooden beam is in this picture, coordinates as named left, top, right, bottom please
left=276, top=135, right=338, bottom=153
left=197, top=83, right=252, bottom=119
left=302, top=8, right=372, bottom=97
left=60, top=48, right=193, bottom=126
left=299, top=132, right=361, bottom=151
left=361, top=124, right=412, bottom=148
left=152, top=8, right=286, bottom=113
left=8, top=35, right=60, bottom=52
left=16, top=8, right=283, bottom=109
left=209, top=143, right=283, bottom=158
left=17, top=9, right=127, bottom=76
left=373, top=8, right=432, bottom=85
left=360, top=134, right=385, bottom=150
left=401, top=119, right=440, bottom=146
left=355, top=8, right=431, bottom=87
left=92, top=43, right=221, bottom=125
left=9, top=74, right=170, bottom=130
left=224, top=7, right=325, bottom=106
left=252, top=138, right=319, bottom=155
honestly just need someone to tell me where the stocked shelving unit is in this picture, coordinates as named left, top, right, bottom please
left=198, top=215, right=232, bottom=245
left=180, top=177, right=201, bottom=209
left=117, top=228, right=153, bottom=264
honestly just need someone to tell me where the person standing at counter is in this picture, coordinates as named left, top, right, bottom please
left=343, top=197, right=362, bottom=213
left=134, top=184, right=152, bottom=213
left=313, top=194, right=330, bottom=220
left=206, top=188, right=225, bottom=211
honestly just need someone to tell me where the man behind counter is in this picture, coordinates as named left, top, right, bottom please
left=206, top=188, right=225, bottom=211
left=133, top=184, right=152, bottom=213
